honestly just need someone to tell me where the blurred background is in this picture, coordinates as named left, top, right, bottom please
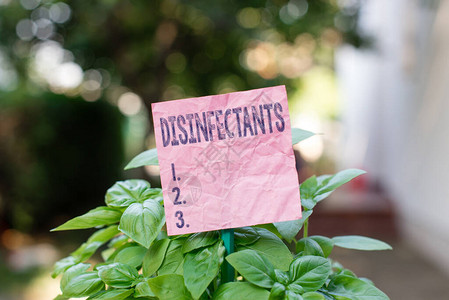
left=0, top=0, right=448, bottom=299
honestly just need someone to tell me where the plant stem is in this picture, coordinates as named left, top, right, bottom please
left=303, top=219, right=308, bottom=238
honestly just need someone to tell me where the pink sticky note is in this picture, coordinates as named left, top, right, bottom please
left=152, top=85, right=301, bottom=235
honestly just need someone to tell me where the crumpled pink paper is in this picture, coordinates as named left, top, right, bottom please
left=152, top=85, right=301, bottom=235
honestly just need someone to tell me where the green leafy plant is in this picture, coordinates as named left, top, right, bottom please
left=51, top=128, right=391, bottom=299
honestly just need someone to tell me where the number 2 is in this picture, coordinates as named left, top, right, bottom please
left=175, top=211, right=185, bottom=228
left=172, top=187, right=182, bottom=205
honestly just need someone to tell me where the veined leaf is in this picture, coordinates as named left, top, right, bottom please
left=134, top=281, right=156, bottom=298
left=118, top=199, right=165, bottom=248
left=113, top=245, right=147, bottom=268
left=182, top=231, right=219, bottom=254
left=87, top=289, right=133, bottom=300
left=61, top=264, right=104, bottom=298
left=291, top=128, right=315, bottom=145
left=226, top=249, right=275, bottom=289
left=273, top=210, right=313, bottom=242
left=236, top=227, right=292, bottom=271
left=214, top=282, right=270, bottom=300
left=52, top=256, right=77, bottom=278
left=332, top=236, right=392, bottom=251
left=148, top=274, right=192, bottom=300
left=143, top=238, right=171, bottom=277
left=125, top=148, right=159, bottom=170
left=97, top=262, right=138, bottom=288
left=289, top=256, right=331, bottom=292
left=51, top=207, right=122, bottom=231
left=326, top=274, right=389, bottom=300
left=316, top=169, right=366, bottom=196
left=184, top=242, right=224, bottom=299
left=105, top=180, right=155, bottom=208
left=234, top=227, right=260, bottom=245
left=302, top=292, right=326, bottom=300
left=158, top=239, right=185, bottom=275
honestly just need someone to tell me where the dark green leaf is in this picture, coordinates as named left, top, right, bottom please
left=236, top=227, right=292, bottom=271
left=158, top=239, right=185, bottom=275
left=184, top=242, right=224, bottom=299
left=182, top=231, right=219, bottom=254
left=53, top=295, right=69, bottom=300
left=213, top=282, right=270, bottom=300
left=226, top=249, right=275, bottom=289
left=125, top=148, right=159, bottom=170
left=61, top=264, right=104, bottom=298
left=114, top=245, right=147, bottom=268
left=296, top=238, right=324, bottom=257
left=98, top=262, right=139, bottom=288
left=315, top=169, right=366, bottom=196
left=118, top=199, right=165, bottom=248
left=105, top=180, right=154, bottom=208
left=327, top=274, right=389, bottom=300
left=332, top=236, right=392, bottom=251
left=134, top=281, right=156, bottom=298
left=52, top=256, right=77, bottom=278
left=309, top=236, right=333, bottom=258
left=291, top=128, right=315, bottom=145
left=51, top=207, right=122, bottom=231
left=143, top=238, right=171, bottom=277
left=274, top=269, right=290, bottom=285
left=234, top=227, right=260, bottom=245
left=287, top=283, right=304, bottom=294
left=269, top=282, right=286, bottom=300
left=285, top=290, right=304, bottom=300
left=87, top=289, right=134, bottom=300
left=148, top=274, right=192, bottom=300
left=289, top=256, right=331, bottom=292
left=300, top=176, right=318, bottom=210
left=273, top=210, right=313, bottom=242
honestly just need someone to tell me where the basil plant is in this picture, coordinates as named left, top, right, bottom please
left=51, top=129, right=391, bottom=300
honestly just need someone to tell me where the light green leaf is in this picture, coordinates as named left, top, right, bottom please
left=114, top=245, right=147, bottom=268
left=182, top=231, right=219, bottom=254
left=52, top=256, right=77, bottom=278
left=291, top=128, right=315, bottom=145
left=71, top=226, right=120, bottom=263
left=108, top=234, right=129, bottom=248
left=87, top=289, right=134, bottom=300
left=184, top=242, right=224, bottom=299
left=296, top=238, right=324, bottom=257
left=269, top=282, right=286, bottom=299
left=148, top=274, right=192, bottom=300
left=51, top=207, right=122, bottom=231
left=53, top=295, right=69, bottom=300
left=61, top=264, right=104, bottom=298
left=143, top=238, right=171, bottom=277
left=289, top=256, right=331, bottom=292
left=236, top=227, right=292, bottom=271
left=309, top=236, right=333, bottom=258
left=300, top=176, right=318, bottom=210
left=332, top=236, right=392, bottom=251
left=274, top=269, right=289, bottom=285
left=273, top=210, right=313, bottom=242
left=125, top=148, right=159, bottom=170
left=316, top=169, right=366, bottom=196
left=302, top=292, right=326, bottom=300
left=105, top=180, right=156, bottom=208
left=158, top=239, right=185, bottom=275
left=234, top=227, right=260, bottom=245
left=118, top=199, right=165, bottom=248
left=97, top=262, right=139, bottom=288
left=213, top=282, right=270, bottom=300
left=226, top=249, right=275, bottom=289
left=134, top=281, right=156, bottom=298
left=286, top=290, right=304, bottom=300
left=88, top=225, right=121, bottom=243
left=327, top=274, right=389, bottom=300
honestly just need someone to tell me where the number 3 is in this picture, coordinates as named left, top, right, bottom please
left=175, top=211, right=185, bottom=228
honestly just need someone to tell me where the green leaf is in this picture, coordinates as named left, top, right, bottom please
left=273, top=210, right=313, bottom=242
left=213, top=282, right=270, bottom=300
left=326, top=274, right=389, bottom=300
left=184, top=242, right=224, bottom=299
left=61, top=264, right=104, bottom=298
left=291, top=128, right=315, bottom=145
left=269, top=282, right=286, bottom=299
left=148, top=274, right=192, bottom=300
left=226, top=249, right=275, bottom=289
left=236, top=227, right=293, bottom=271
left=87, top=289, right=134, bottom=300
left=296, top=238, right=324, bottom=257
left=302, top=292, right=326, bottom=300
left=300, top=176, right=318, bottom=210
left=88, top=225, right=121, bottom=243
left=134, top=281, right=156, bottom=298
left=234, top=227, right=260, bottom=245
left=118, top=199, right=165, bottom=248
left=53, top=295, right=69, bottom=300
left=114, top=245, right=147, bottom=268
left=52, top=256, right=77, bottom=278
left=332, top=236, right=392, bottom=251
left=182, top=231, right=219, bottom=253
left=287, top=284, right=304, bottom=294
left=309, top=236, right=333, bottom=258
left=143, top=238, right=171, bottom=277
left=158, top=239, right=185, bottom=275
left=125, top=148, right=159, bottom=170
left=289, top=256, right=331, bottom=292
left=285, top=290, right=304, bottom=300
left=97, top=262, right=139, bottom=288
left=105, top=180, right=155, bottom=208
left=51, top=207, right=122, bottom=231
left=108, top=234, right=129, bottom=248
left=71, top=226, right=120, bottom=262
left=316, top=169, right=366, bottom=196
left=274, top=269, right=290, bottom=285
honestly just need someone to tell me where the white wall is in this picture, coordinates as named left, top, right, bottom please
left=337, top=0, right=449, bottom=273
